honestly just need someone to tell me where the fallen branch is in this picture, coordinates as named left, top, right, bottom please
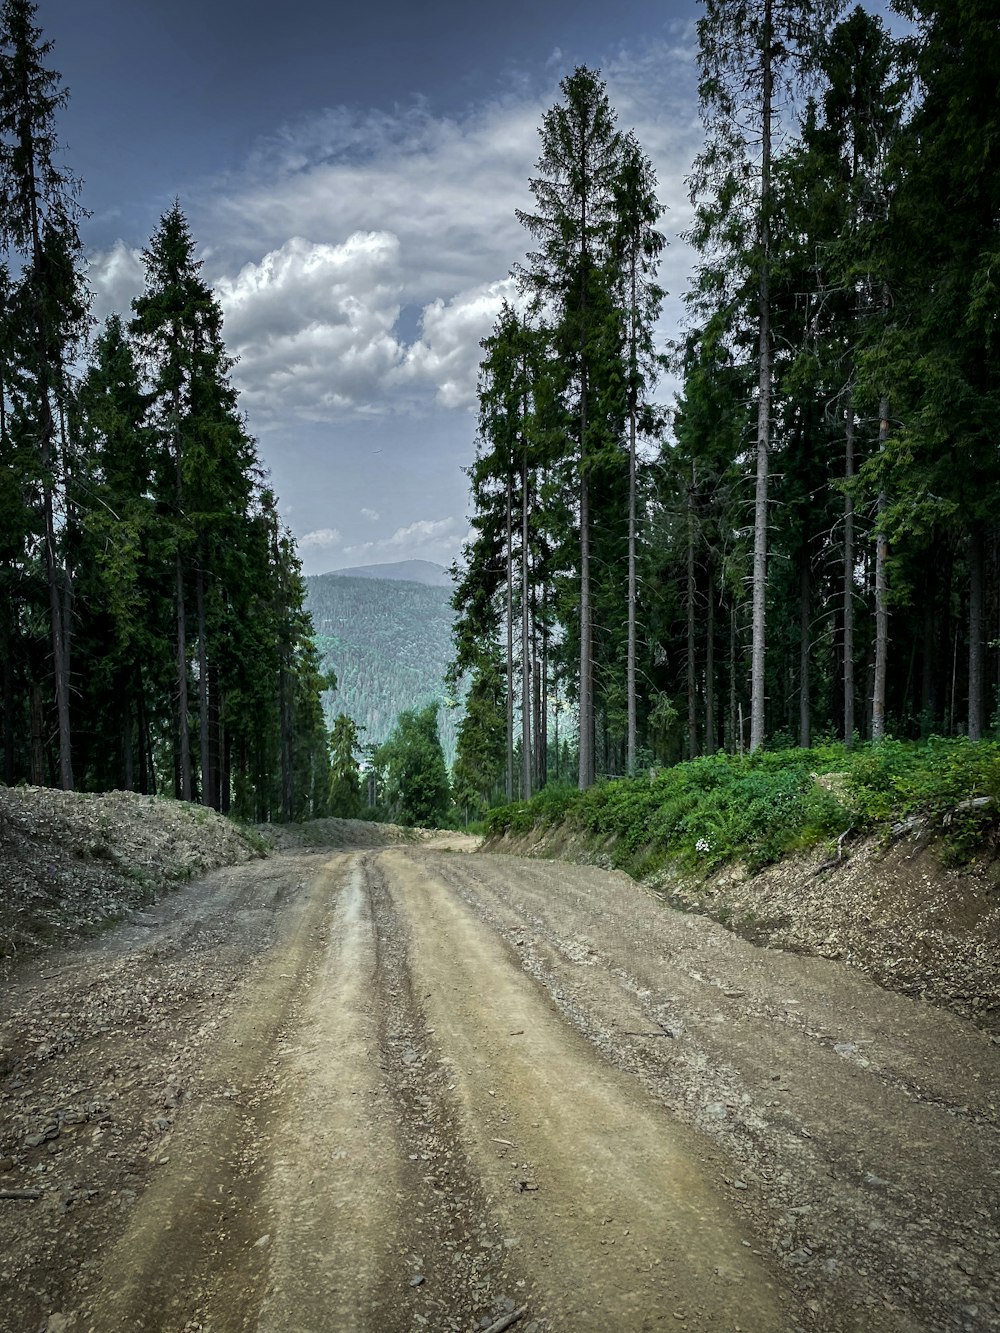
left=482, top=1307, right=528, bottom=1333
left=0, top=1188, right=42, bottom=1200
left=811, top=829, right=852, bottom=876
left=943, top=796, right=993, bottom=826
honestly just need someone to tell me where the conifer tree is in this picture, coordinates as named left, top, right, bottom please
left=690, top=0, right=843, bottom=751
left=516, top=66, right=623, bottom=788
left=0, top=0, right=88, bottom=787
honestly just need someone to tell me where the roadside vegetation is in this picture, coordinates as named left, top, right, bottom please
left=485, top=738, right=1000, bottom=878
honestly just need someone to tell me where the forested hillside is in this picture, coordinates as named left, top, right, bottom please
left=306, top=574, right=461, bottom=765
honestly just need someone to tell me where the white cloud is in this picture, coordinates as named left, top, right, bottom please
left=343, top=516, right=464, bottom=562
left=188, top=37, right=704, bottom=425
left=87, top=241, right=144, bottom=327
left=399, top=277, right=519, bottom=409
left=297, top=527, right=342, bottom=549
left=216, top=232, right=404, bottom=419
left=360, top=507, right=380, bottom=521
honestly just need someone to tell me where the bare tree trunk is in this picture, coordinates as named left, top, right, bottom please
left=799, top=551, right=811, bottom=749
left=729, top=602, right=738, bottom=753
left=43, top=481, right=73, bottom=789
left=968, top=523, right=985, bottom=741
left=626, top=257, right=638, bottom=776
left=687, top=466, right=698, bottom=759
left=30, top=682, right=44, bottom=784
left=749, top=0, right=774, bottom=754
left=2, top=589, right=15, bottom=784
left=521, top=453, right=532, bottom=801
left=506, top=472, right=515, bottom=802
left=705, top=570, right=715, bottom=754
left=872, top=395, right=890, bottom=741
left=196, top=544, right=211, bottom=806
left=578, top=463, right=594, bottom=788
left=174, top=550, right=191, bottom=800
left=843, top=393, right=856, bottom=746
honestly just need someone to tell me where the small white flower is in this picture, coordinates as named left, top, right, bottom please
left=695, top=837, right=711, bottom=853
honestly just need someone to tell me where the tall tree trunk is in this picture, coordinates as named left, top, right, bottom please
left=705, top=570, right=715, bottom=754
left=175, top=550, right=191, bottom=800
left=521, top=452, right=532, bottom=801
left=505, top=471, right=515, bottom=801
left=279, top=653, right=293, bottom=821
left=729, top=602, right=738, bottom=754
left=749, top=0, right=774, bottom=754
left=2, top=591, right=14, bottom=784
left=843, top=392, right=856, bottom=746
left=31, top=681, right=44, bottom=784
left=578, top=463, right=594, bottom=788
left=626, top=255, right=639, bottom=776
left=799, top=550, right=811, bottom=749
left=872, top=395, right=890, bottom=740
left=196, top=544, right=211, bottom=806
left=540, top=608, right=549, bottom=789
left=686, top=467, right=698, bottom=759
left=43, top=480, right=73, bottom=789
left=968, top=523, right=985, bottom=741
left=136, top=663, right=149, bottom=795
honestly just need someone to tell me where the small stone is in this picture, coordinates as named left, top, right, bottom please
left=409, top=1274, right=425, bottom=1287
left=705, top=1103, right=727, bottom=1119
left=0, top=1156, right=14, bottom=1173
left=833, top=1042, right=856, bottom=1057
left=254, top=1234, right=271, bottom=1249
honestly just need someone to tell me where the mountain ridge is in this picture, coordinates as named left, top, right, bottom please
left=323, top=559, right=453, bottom=587
left=304, top=572, right=461, bottom=766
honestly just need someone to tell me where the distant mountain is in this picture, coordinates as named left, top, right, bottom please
left=327, top=559, right=454, bottom=588
left=305, top=572, right=462, bottom=766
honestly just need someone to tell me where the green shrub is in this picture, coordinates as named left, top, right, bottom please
left=481, top=737, right=1000, bottom=877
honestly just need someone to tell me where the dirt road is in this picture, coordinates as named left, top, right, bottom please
left=1, top=841, right=997, bottom=1332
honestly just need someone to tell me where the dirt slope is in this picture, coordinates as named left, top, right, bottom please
left=1, top=842, right=997, bottom=1332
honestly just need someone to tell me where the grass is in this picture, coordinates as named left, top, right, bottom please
left=485, top=737, right=1000, bottom=878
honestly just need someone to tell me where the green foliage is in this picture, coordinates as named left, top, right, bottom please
left=329, top=712, right=363, bottom=818
left=487, top=739, right=1000, bottom=876
left=373, top=703, right=451, bottom=828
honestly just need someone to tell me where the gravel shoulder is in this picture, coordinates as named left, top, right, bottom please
left=0, top=837, right=997, bottom=1332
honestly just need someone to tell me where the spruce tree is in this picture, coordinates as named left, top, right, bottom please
left=0, top=0, right=88, bottom=787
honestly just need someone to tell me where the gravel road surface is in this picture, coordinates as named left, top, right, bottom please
left=1, top=841, right=997, bottom=1332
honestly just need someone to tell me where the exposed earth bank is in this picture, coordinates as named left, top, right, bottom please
left=484, top=821, right=1000, bottom=1035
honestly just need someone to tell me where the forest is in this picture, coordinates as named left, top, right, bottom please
left=305, top=572, right=462, bottom=766
left=1, top=0, right=997, bottom=832
left=451, top=0, right=1000, bottom=812
left=0, top=1, right=332, bottom=820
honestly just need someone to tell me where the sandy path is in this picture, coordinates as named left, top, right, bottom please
left=1, top=842, right=996, bottom=1332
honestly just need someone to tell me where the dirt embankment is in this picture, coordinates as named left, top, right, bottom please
left=0, top=787, right=267, bottom=970
left=483, top=822, right=1000, bottom=1034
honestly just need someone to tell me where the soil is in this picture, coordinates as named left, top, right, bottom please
left=0, top=802, right=998, bottom=1331
left=486, top=821, right=1000, bottom=1035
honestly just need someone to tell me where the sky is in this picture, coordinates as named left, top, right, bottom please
left=44, top=0, right=708, bottom=575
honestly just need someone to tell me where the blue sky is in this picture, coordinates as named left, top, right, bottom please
left=44, top=0, right=706, bottom=573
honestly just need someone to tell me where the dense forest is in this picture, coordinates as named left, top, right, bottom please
left=452, top=0, right=1000, bottom=809
left=305, top=573, right=462, bottom=766
left=0, top=0, right=331, bottom=820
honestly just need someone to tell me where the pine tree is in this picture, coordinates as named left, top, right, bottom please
left=516, top=66, right=624, bottom=788
left=0, top=0, right=88, bottom=787
left=690, top=0, right=843, bottom=751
